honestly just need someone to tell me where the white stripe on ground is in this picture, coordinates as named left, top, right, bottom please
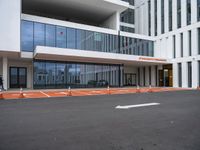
left=115, top=103, right=160, bottom=109
left=40, top=91, right=50, bottom=97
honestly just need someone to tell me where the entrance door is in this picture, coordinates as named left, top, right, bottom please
left=124, top=73, right=136, bottom=86
left=10, top=67, right=27, bottom=88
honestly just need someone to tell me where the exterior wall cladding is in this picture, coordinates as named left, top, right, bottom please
left=0, top=0, right=200, bottom=90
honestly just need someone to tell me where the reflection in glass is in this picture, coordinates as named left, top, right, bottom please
left=21, top=21, right=33, bottom=51
left=56, top=26, right=66, bottom=48
left=46, top=24, right=56, bottom=47
left=33, top=61, right=121, bottom=89
left=34, top=22, right=45, bottom=49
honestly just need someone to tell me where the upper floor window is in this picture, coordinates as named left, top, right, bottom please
left=177, top=0, right=181, bottom=28
left=169, top=0, right=173, bottom=31
left=197, top=0, right=200, bottom=21
left=148, top=0, right=151, bottom=36
left=120, top=9, right=135, bottom=25
left=161, top=0, right=165, bottom=34
left=21, top=20, right=33, bottom=52
left=154, top=0, right=157, bottom=36
left=187, top=0, right=191, bottom=25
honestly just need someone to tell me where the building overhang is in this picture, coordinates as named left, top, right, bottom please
left=0, top=50, right=20, bottom=58
left=22, top=0, right=129, bottom=26
left=34, top=46, right=170, bottom=66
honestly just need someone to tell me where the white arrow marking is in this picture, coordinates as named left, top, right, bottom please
left=115, top=103, right=160, bottom=109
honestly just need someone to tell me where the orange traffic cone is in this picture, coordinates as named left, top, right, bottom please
left=67, top=86, right=72, bottom=96
left=107, top=86, right=111, bottom=95
left=148, top=85, right=153, bottom=93
left=19, top=87, right=25, bottom=99
left=136, top=85, right=140, bottom=93
left=0, top=89, right=4, bottom=100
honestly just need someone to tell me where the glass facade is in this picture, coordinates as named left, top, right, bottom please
left=21, top=20, right=118, bottom=53
left=178, top=63, right=182, bottom=87
left=120, top=9, right=135, bottom=25
left=188, top=31, right=191, bottom=56
left=187, top=62, right=192, bottom=88
left=148, top=0, right=151, bottom=36
left=161, top=0, right=165, bottom=34
left=34, top=60, right=122, bottom=89
left=177, top=0, right=181, bottom=28
left=120, top=36, right=154, bottom=56
left=154, top=0, right=157, bottom=36
left=187, top=0, right=191, bottom=25
left=169, top=0, right=172, bottom=31
left=120, top=26, right=135, bottom=33
left=198, top=0, right=200, bottom=21
left=21, top=20, right=154, bottom=57
left=173, top=35, right=176, bottom=58
left=180, top=33, right=183, bottom=57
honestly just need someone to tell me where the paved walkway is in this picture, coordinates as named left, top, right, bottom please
left=0, top=87, right=192, bottom=100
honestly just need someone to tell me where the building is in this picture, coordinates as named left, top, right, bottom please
left=0, top=0, right=199, bottom=90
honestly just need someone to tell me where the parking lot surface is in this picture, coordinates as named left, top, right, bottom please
left=0, top=90, right=200, bottom=150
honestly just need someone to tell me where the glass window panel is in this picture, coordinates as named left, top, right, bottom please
left=33, top=62, right=46, bottom=88
left=46, top=62, right=56, bottom=88
left=67, top=28, right=76, bottom=49
left=21, top=20, right=34, bottom=52
left=34, top=22, right=45, bottom=49
left=56, top=26, right=66, bottom=48
left=46, top=24, right=56, bottom=47
left=77, top=29, right=86, bottom=50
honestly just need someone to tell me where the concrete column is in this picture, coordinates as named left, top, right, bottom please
left=181, top=0, right=187, bottom=27
left=167, top=36, right=173, bottom=59
left=191, top=0, right=197, bottom=24
left=192, top=60, right=198, bottom=88
left=173, top=63, right=178, bottom=87
left=150, top=0, right=155, bottom=36
left=191, top=28, right=198, bottom=56
left=172, top=0, right=177, bottom=30
left=151, top=66, right=156, bottom=87
left=175, top=33, right=181, bottom=58
left=157, top=0, right=161, bottom=35
left=164, top=0, right=169, bottom=33
left=183, top=31, right=189, bottom=57
left=182, top=62, right=187, bottom=88
left=2, top=57, right=8, bottom=90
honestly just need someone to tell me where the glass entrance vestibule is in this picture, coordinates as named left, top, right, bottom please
left=33, top=60, right=123, bottom=89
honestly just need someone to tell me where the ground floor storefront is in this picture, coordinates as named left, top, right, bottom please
left=0, top=57, right=176, bottom=90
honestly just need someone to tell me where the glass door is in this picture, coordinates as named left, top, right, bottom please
left=124, top=73, right=136, bottom=86
left=10, top=67, right=27, bottom=88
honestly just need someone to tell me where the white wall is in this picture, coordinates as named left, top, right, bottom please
left=101, top=12, right=120, bottom=30
left=0, top=0, right=21, bottom=52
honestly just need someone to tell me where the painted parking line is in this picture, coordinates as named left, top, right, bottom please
left=40, top=91, right=50, bottom=97
left=115, top=103, right=160, bottom=109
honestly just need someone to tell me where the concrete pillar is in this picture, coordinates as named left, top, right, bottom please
left=182, top=62, right=187, bottom=88
left=164, top=0, right=169, bottom=33
left=191, top=0, right=197, bottom=24
left=181, top=0, right=187, bottom=27
left=157, top=0, right=161, bottom=35
left=172, top=0, right=177, bottom=30
left=183, top=31, right=189, bottom=57
left=192, top=60, right=198, bottom=88
left=2, top=57, right=8, bottom=90
left=173, top=63, right=178, bottom=87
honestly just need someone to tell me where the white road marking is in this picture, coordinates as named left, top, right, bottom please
left=40, top=91, right=50, bottom=97
left=115, top=103, right=160, bottom=109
